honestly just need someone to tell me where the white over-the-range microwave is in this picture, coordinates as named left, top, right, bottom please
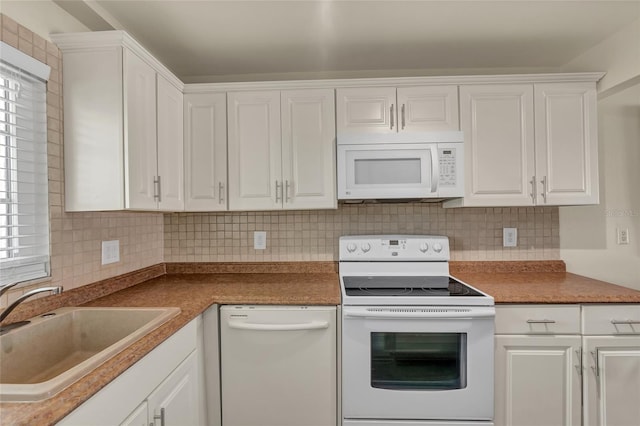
left=337, top=131, right=464, bottom=200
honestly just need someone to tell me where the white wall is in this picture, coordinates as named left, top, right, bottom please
left=560, top=83, right=640, bottom=290
left=559, top=14, right=640, bottom=290
left=562, top=17, right=640, bottom=95
left=1, top=0, right=89, bottom=41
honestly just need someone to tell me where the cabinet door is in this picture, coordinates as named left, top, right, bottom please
left=123, top=49, right=158, bottom=210
left=336, top=87, right=397, bottom=137
left=495, top=335, right=582, bottom=426
left=157, top=75, right=184, bottom=211
left=119, top=401, right=148, bottom=426
left=227, top=91, right=282, bottom=210
left=147, top=351, right=201, bottom=426
left=535, top=82, right=598, bottom=205
left=281, top=89, right=337, bottom=210
left=184, top=93, right=227, bottom=211
left=583, top=336, right=640, bottom=426
left=397, top=85, right=459, bottom=131
left=459, top=84, right=536, bottom=206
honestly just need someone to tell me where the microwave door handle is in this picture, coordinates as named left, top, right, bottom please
left=430, top=146, right=439, bottom=193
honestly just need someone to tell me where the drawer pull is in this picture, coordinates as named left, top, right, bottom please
left=611, top=319, right=640, bottom=325
left=526, top=319, right=556, bottom=324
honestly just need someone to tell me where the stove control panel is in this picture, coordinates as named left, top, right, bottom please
left=339, top=235, right=450, bottom=261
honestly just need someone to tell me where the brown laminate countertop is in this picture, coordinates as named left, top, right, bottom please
left=455, top=272, right=640, bottom=304
left=0, top=268, right=339, bottom=426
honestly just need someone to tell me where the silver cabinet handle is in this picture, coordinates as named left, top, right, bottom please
left=590, top=349, right=601, bottom=397
left=526, top=319, right=556, bottom=324
left=540, top=175, right=547, bottom=203
left=575, top=348, right=583, bottom=376
left=285, top=180, right=291, bottom=203
left=153, top=176, right=162, bottom=202
left=529, top=177, right=536, bottom=203
left=611, top=319, right=640, bottom=325
left=401, top=104, right=406, bottom=129
left=390, top=104, right=395, bottom=130
left=275, top=180, right=280, bottom=203
left=218, top=182, right=224, bottom=204
left=153, top=407, right=165, bottom=426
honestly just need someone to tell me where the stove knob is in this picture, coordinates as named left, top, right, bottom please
left=419, top=243, right=429, bottom=253
left=361, top=243, right=371, bottom=253
left=346, top=243, right=357, bottom=253
left=433, top=243, right=443, bottom=253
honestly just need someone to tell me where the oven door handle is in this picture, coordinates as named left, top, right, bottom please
left=343, top=308, right=495, bottom=320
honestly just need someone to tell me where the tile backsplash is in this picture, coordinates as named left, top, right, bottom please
left=164, top=204, right=560, bottom=262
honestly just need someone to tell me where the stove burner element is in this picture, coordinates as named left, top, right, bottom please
left=343, top=276, right=485, bottom=298
left=359, top=287, right=412, bottom=296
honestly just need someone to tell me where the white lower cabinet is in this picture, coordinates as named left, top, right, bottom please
left=120, top=401, right=148, bottom=426
left=582, top=305, right=640, bottom=426
left=60, top=317, right=205, bottom=426
left=495, top=335, right=582, bottom=426
left=495, top=304, right=640, bottom=426
left=495, top=305, right=582, bottom=426
left=145, top=351, right=200, bottom=426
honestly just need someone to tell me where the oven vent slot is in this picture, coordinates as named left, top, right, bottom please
left=366, top=307, right=471, bottom=314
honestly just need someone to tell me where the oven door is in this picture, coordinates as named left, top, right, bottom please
left=342, top=306, right=495, bottom=421
left=337, top=143, right=438, bottom=199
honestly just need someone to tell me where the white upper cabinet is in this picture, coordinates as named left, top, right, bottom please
left=124, top=49, right=158, bottom=210
left=157, top=75, right=184, bottom=211
left=534, top=82, right=598, bottom=205
left=455, top=84, right=536, bottom=207
left=281, top=89, right=336, bottom=210
left=52, top=31, right=184, bottom=212
left=183, top=93, right=227, bottom=211
left=445, top=80, right=598, bottom=207
left=228, top=89, right=336, bottom=211
left=336, top=85, right=459, bottom=138
left=397, top=86, right=460, bottom=132
left=227, top=91, right=282, bottom=211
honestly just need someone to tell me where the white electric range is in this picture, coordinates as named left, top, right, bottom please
left=340, top=235, right=495, bottom=426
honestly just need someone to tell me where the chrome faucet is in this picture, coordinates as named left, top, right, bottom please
left=0, top=285, right=63, bottom=326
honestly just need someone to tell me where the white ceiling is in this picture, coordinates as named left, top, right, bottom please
left=51, top=0, right=640, bottom=83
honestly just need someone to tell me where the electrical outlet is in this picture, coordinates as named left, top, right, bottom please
left=617, top=228, right=630, bottom=245
left=101, top=240, right=120, bottom=265
left=503, top=228, right=517, bottom=247
left=254, top=231, right=267, bottom=250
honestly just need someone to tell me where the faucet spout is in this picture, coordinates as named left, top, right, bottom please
left=0, top=286, right=63, bottom=325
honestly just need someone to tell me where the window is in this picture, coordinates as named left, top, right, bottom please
left=0, top=42, right=51, bottom=286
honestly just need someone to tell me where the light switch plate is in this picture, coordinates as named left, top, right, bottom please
left=101, top=240, right=120, bottom=265
left=254, top=231, right=267, bottom=250
left=503, top=228, right=517, bottom=247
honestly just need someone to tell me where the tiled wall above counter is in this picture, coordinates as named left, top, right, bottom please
left=164, top=203, right=559, bottom=262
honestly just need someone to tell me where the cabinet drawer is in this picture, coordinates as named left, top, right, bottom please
left=495, top=305, right=581, bottom=334
left=582, top=304, right=640, bottom=335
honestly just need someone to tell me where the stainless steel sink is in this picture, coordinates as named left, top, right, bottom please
left=0, top=306, right=180, bottom=402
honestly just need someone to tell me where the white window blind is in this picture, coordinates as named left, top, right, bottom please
left=0, top=42, right=51, bottom=286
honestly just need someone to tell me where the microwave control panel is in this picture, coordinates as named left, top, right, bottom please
left=438, top=148, right=457, bottom=187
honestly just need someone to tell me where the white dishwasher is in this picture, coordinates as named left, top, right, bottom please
left=220, top=305, right=337, bottom=426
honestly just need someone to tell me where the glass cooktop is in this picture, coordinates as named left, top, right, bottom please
left=342, top=276, right=485, bottom=297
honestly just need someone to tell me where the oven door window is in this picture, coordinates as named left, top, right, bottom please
left=371, top=332, right=467, bottom=390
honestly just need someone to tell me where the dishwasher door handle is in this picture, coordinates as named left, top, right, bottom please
left=228, top=320, right=330, bottom=331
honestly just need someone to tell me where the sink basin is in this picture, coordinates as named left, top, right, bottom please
left=0, top=306, right=180, bottom=402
